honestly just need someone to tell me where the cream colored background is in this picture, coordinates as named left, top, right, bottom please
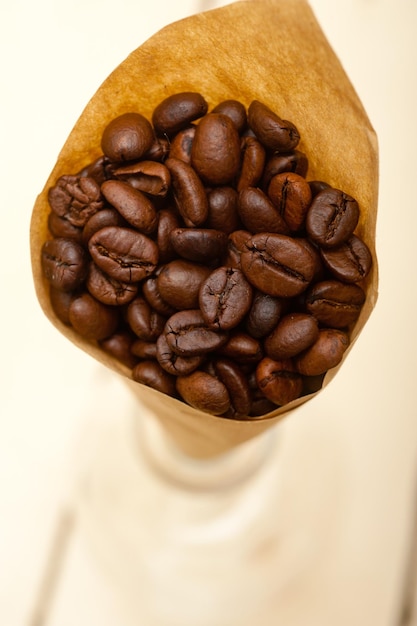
left=1, top=0, right=416, bottom=625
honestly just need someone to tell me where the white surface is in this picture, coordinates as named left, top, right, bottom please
left=1, top=0, right=417, bottom=625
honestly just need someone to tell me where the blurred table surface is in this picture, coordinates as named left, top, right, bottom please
left=1, top=0, right=417, bottom=624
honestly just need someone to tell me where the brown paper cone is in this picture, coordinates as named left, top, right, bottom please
left=30, top=0, right=378, bottom=458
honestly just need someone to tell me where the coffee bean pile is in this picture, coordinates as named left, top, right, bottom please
left=41, top=92, right=372, bottom=418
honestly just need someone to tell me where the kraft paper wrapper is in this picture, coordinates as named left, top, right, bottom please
left=30, top=0, right=378, bottom=458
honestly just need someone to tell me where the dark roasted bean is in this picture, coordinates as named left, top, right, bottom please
left=132, top=360, right=177, bottom=397
left=165, top=157, right=208, bottom=227
left=126, top=297, right=166, bottom=341
left=295, top=328, right=349, bottom=376
left=199, top=266, right=253, bottom=330
left=49, top=286, right=75, bottom=325
left=224, top=230, right=251, bottom=269
left=68, top=292, right=119, bottom=340
left=240, top=233, right=315, bottom=297
left=112, top=161, right=171, bottom=197
left=264, top=312, right=319, bottom=360
left=306, top=188, right=359, bottom=248
left=256, top=358, right=303, bottom=406
left=213, top=359, right=252, bottom=416
left=131, top=339, right=158, bottom=360
left=261, top=150, right=308, bottom=189
left=168, top=126, right=196, bottom=163
left=211, top=99, right=247, bottom=133
left=101, top=180, right=158, bottom=234
left=48, top=212, right=83, bottom=242
left=88, top=226, right=158, bottom=283
left=238, top=187, right=289, bottom=234
left=237, top=136, right=266, bottom=191
left=41, top=238, right=88, bottom=292
left=268, top=172, right=312, bottom=232
left=48, top=175, right=103, bottom=227
left=157, top=259, right=211, bottom=310
left=206, top=187, right=241, bottom=234
left=191, top=113, right=241, bottom=185
left=169, top=228, right=228, bottom=263
left=176, top=370, right=230, bottom=415
left=82, top=208, right=125, bottom=245
left=142, top=275, right=176, bottom=317
left=156, top=208, right=180, bottom=264
left=305, top=279, right=366, bottom=328
left=152, top=92, right=208, bottom=137
left=100, top=331, right=138, bottom=369
left=101, top=112, right=155, bottom=162
left=218, top=331, right=263, bottom=363
left=164, top=309, right=228, bottom=356
left=86, top=261, right=138, bottom=306
left=320, top=234, right=372, bottom=283
left=245, top=291, right=286, bottom=338
left=156, top=333, right=203, bottom=376
left=248, top=100, right=300, bottom=152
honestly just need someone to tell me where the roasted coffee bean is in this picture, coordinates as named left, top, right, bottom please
left=112, top=161, right=171, bottom=197
left=132, top=360, right=177, bottom=397
left=256, top=358, right=303, bottom=406
left=176, top=370, right=231, bottom=415
left=82, top=207, right=124, bottom=245
left=48, top=175, right=103, bottom=228
left=41, top=238, right=88, bottom=292
left=237, top=136, right=266, bottom=191
left=77, top=155, right=110, bottom=186
left=224, top=229, right=251, bottom=269
left=213, top=359, right=252, bottom=416
left=48, top=212, right=83, bottom=242
left=68, top=293, right=119, bottom=340
left=295, top=328, right=349, bottom=376
left=169, top=228, right=228, bottom=263
left=157, top=259, right=211, bottom=309
left=168, top=126, right=196, bottom=163
left=152, top=92, right=208, bottom=137
left=49, top=286, right=75, bottom=325
left=305, top=279, right=366, bottom=328
left=306, top=188, right=359, bottom=248
left=264, top=313, right=319, bottom=360
left=156, top=208, right=180, bottom=264
left=88, top=226, right=158, bottom=283
left=240, top=233, right=315, bottom=297
left=238, top=187, right=289, bottom=234
left=100, top=331, right=138, bottom=369
left=165, top=157, right=208, bottom=227
left=211, top=99, right=247, bottom=133
left=126, top=297, right=166, bottom=341
left=142, top=275, right=176, bottom=317
left=199, top=266, right=253, bottom=330
left=245, top=291, right=286, bottom=338
left=206, top=187, right=240, bottom=234
left=320, top=234, right=372, bottom=283
left=268, top=172, right=312, bottom=232
left=248, top=100, right=300, bottom=152
left=218, top=331, right=263, bottom=363
left=144, top=136, right=170, bottom=162
left=131, top=339, right=157, bottom=360
left=101, top=180, right=158, bottom=234
left=296, top=237, right=326, bottom=283
left=156, top=332, right=203, bottom=376
left=86, top=261, right=138, bottom=306
left=101, top=112, right=155, bottom=162
left=164, top=309, right=228, bottom=356
left=191, top=113, right=241, bottom=185
left=261, top=150, right=308, bottom=189
left=309, top=180, right=331, bottom=197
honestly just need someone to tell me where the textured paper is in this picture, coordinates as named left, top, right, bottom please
left=30, top=0, right=378, bottom=458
